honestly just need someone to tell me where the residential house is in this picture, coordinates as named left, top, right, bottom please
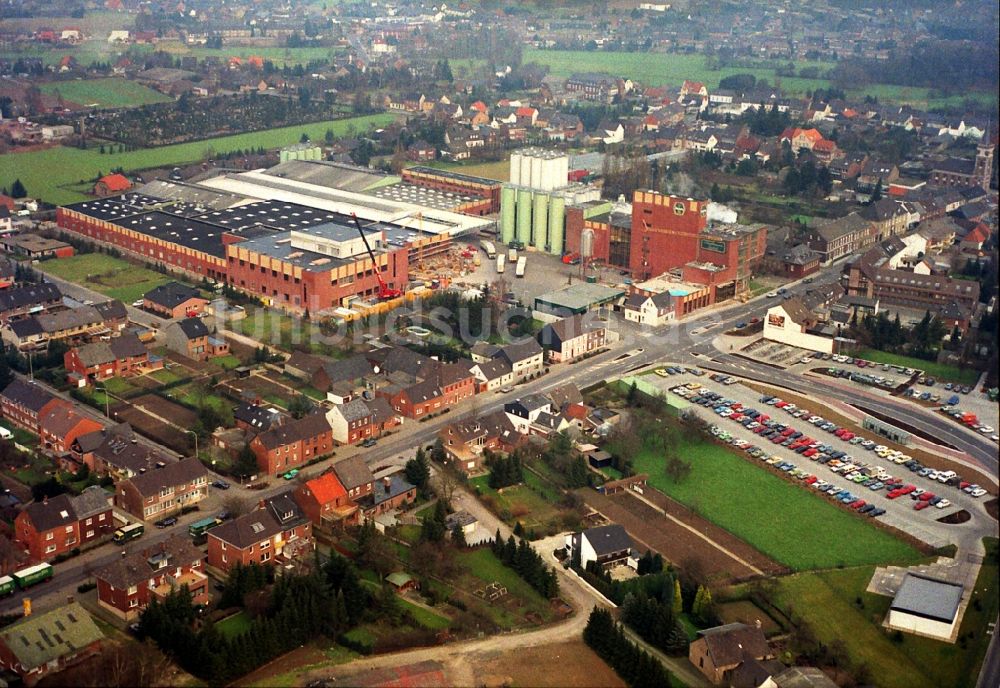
left=355, top=473, right=417, bottom=517
left=93, top=173, right=132, bottom=197
left=64, top=333, right=153, bottom=386
left=71, top=422, right=168, bottom=480
left=293, top=471, right=357, bottom=527
left=778, top=244, right=822, bottom=278
left=467, top=356, right=513, bottom=392
left=805, top=212, right=874, bottom=263
left=538, top=314, right=608, bottom=362
left=471, top=339, right=544, bottom=382
left=38, top=405, right=103, bottom=456
left=163, top=317, right=229, bottom=362
left=234, top=403, right=284, bottom=434
left=142, top=282, right=208, bottom=319
left=689, top=622, right=776, bottom=685
left=207, top=493, right=313, bottom=573
left=325, top=398, right=377, bottom=445
left=95, top=535, right=208, bottom=621
left=623, top=291, right=675, bottom=326
left=861, top=198, right=916, bottom=240
left=332, top=455, right=375, bottom=502
left=0, top=378, right=69, bottom=434
left=14, top=487, right=113, bottom=562
left=0, top=283, right=61, bottom=323
left=438, top=410, right=521, bottom=474
left=115, top=457, right=209, bottom=521
left=251, top=412, right=333, bottom=475
left=504, top=394, right=553, bottom=434
left=0, top=602, right=103, bottom=686
left=565, top=524, right=635, bottom=570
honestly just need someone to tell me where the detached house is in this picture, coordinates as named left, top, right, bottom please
left=438, top=410, right=521, bottom=474
left=565, top=524, right=636, bottom=570
left=95, top=535, right=208, bottom=620
left=689, top=622, right=776, bottom=686
left=294, top=472, right=357, bottom=527
left=115, top=457, right=209, bottom=521
left=623, top=292, right=675, bottom=327
left=471, top=339, right=544, bottom=382
left=14, top=486, right=113, bottom=562
left=538, top=314, right=608, bottom=362
left=251, top=412, right=333, bottom=475
left=207, top=493, right=313, bottom=573
left=142, top=282, right=208, bottom=319
left=163, top=317, right=229, bottom=362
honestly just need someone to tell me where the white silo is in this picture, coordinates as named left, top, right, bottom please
left=539, top=154, right=555, bottom=191
left=556, top=154, right=569, bottom=189
left=530, top=154, right=543, bottom=191
left=510, top=151, right=522, bottom=185
left=519, top=153, right=533, bottom=189
left=580, top=227, right=595, bottom=262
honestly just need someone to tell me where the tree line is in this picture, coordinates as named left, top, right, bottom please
left=583, top=607, right=673, bottom=688
left=491, top=530, right=559, bottom=599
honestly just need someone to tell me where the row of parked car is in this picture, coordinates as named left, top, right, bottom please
left=938, top=405, right=998, bottom=441
left=825, top=367, right=901, bottom=390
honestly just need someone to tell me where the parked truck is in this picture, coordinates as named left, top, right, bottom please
left=515, top=256, right=526, bottom=278
left=496, top=254, right=506, bottom=273
left=480, top=240, right=497, bottom=259
left=508, top=247, right=518, bottom=262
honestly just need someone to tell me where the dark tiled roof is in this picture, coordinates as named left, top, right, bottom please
left=332, top=455, right=374, bottom=491
left=209, top=493, right=306, bottom=549
left=0, top=283, right=61, bottom=313
left=697, top=622, right=771, bottom=668
left=144, top=281, right=203, bottom=309
left=256, top=412, right=330, bottom=450
left=125, top=457, right=208, bottom=497
left=22, top=494, right=76, bottom=532
left=96, top=534, right=203, bottom=589
left=583, top=524, right=633, bottom=556
left=174, top=317, right=208, bottom=339
left=1, top=378, right=57, bottom=413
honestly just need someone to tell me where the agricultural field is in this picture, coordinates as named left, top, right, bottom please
left=856, top=349, right=980, bottom=385
left=770, top=545, right=998, bottom=688
left=38, top=78, right=172, bottom=108
left=522, top=48, right=993, bottom=107
left=37, top=253, right=174, bottom=303
left=0, top=113, right=394, bottom=206
left=631, top=438, right=922, bottom=571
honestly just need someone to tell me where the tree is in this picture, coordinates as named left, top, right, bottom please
left=287, top=394, right=313, bottom=419
left=233, top=443, right=259, bottom=478
left=404, top=449, right=430, bottom=493
left=421, top=499, right=448, bottom=542
left=672, top=578, right=683, bottom=616
left=356, top=521, right=395, bottom=577
left=221, top=494, right=251, bottom=518
left=10, top=179, right=27, bottom=198
left=451, top=522, right=467, bottom=547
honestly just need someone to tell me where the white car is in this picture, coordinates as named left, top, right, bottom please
left=801, top=357, right=813, bottom=364
left=934, top=499, right=951, bottom=509
left=766, top=292, right=778, bottom=298
left=971, top=488, right=987, bottom=498
left=131, top=299, right=144, bottom=307
left=979, top=425, right=995, bottom=434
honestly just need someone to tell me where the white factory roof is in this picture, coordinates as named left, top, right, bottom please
left=197, top=169, right=491, bottom=237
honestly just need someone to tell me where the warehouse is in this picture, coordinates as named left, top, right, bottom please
left=887, top=573, right=964, bottom=642
left=533, top=283, right=624, bottom=318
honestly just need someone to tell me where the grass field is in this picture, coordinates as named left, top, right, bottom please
left=522, top=48, right=993, bottom=107
left=39, top=78, right=172, bottom=108
left=631, top=439, right=922, bottom=570
left=217, top=611, right=252, bottom=639
left=771, top=546, right=998, bottom=688
left=0, top=113, right=394, bottom=205
left=38, top=253, right=173, bottom=303
left=856, top=349, right=981, bottom=385
left=470, top=474, right=565, bottom=534
left=397, top=598, right=451, bottom=630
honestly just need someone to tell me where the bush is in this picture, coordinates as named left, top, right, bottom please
left=338, top=631, right=374, bottom=655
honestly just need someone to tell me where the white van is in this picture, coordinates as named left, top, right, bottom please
left=0, top=426, right=12, bottom=440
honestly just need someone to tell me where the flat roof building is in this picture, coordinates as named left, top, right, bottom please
left=887, top=573, right=964, bottom=642
left=533, top=283, right=625, bottom=317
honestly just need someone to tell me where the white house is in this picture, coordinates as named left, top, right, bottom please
left=503, top=394, right=552, bottom=434
left=623, top=291, right=675, bottom=326
left=762, top=300, right=836, bottom=354
left=107, top=30, right=130, bottom=43
left=565, top=524, right=636, bottom=570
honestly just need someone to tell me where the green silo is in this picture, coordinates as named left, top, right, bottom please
left=548, top=194, right=565, bottom=255
left=532, top=192, right=549, bottom=251
left=500, top=186, right=516, bottom=244
left=516, top=189, right=532, bottom=246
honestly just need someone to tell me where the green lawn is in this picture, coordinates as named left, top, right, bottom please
left=38, top=253, right=173, bottom=303
left=456, top=548, right=553, bottom=625
left=39, top=77, right=172, bottom=108
left=216, top=611, right=252, bottom=639
left=397, top=598, right=451, bottom=630
left=522, top=48, right=993, bottom=107
left=632, top=440, right=922, bottom=570
left=772, top=550, right=998, bottom=688
left=1, top=113, right=394, bottom=205
left=239, top=310, right=348, bottom=357
left=210, top=354, right=243, bottom=371
left=470, top=475, right=564, bottom=534
left=149, top=368, right=184, bottom=385
left=856, top=349, right=981, bottom=385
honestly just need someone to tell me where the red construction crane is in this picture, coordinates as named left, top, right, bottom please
left=350, top=213, right=401, bottom=300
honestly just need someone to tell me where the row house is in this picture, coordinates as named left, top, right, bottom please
left=142, top=281, right=209, bottom=319
left=96, top=535, right=208, bottom=621
left=1, top=379, right=69, bottom=434
left=538, top=314, right=608, bottom=363
left=0, top=602, right=104, bottom=687
left=0, top=283, right=61, bottom=324
left=294, top=472, right=357, bottom=527
left=115, top=457, right=209, bottom=521
left=64, top=333, right=155, bottom=386
left=38, top=405, right=103, bottom=457
left=71, top=422, right=169, bottom=480
left=250, top=412, right=333, bottom=475
left=207, top=493, right=313, bottom=573
left=470, top=339, right=544, bottom=383
left=14, top=487, right=113, bottom=562
left=805, top=212, right=875, bottom=264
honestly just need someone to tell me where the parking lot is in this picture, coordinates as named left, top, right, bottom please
left=739, top=338, right=814, bottom=368
left=641, top=368, right=991, bottom=550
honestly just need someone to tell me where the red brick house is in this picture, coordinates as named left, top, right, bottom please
left=250, top=413, right=333, bottom=475
left=356, top=474, right=417, bottom=517
left=38, top=405, right=103, bottom=456
left=93, top=173, right=132, bottom=197
left=163, top=317, right=229, bottom=362
left=142, top=282, right=209, bottom=319
left=207, top=493, right=313, bottom=573
left=437, top=362, right=477, bottom=407
left=0, top=602, right=104, bottom=686
left=14, top=487, right=113, bottom=561
left=64, top=333, right=154, bottom=386
left=95, top=535, right=208, bottom=621
left=387, top=379, right=444, bottom=418
left=332, top=455, right=375, bottom=501
left=0, top=378, right=70, bottom=434
left=293, top=472, right=358, bottom=526
left=438, top=410, right=521, bottom=475
left=114, top=457, right=209, bottom=521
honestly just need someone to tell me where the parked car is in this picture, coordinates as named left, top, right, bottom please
left=154, top=516, right=178, bottom=529
left=212, top=480, right=230, bottom=490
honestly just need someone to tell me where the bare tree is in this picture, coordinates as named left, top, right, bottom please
left=221, top=494, right=253, bottom=518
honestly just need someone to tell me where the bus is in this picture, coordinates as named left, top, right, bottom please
left=112, top=522, right=144, bottom=545
left=0, top=575, right=15, bottom=596
left=188, top=516, right=222, bottom=539
left=12, top=563, right=53, bottom=589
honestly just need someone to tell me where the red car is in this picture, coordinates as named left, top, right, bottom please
left=850, top=499, right=866, bottom=509
left=803, top=448, right=818, bottom=457
left=919, top=492, right=935, bottom=502
left=757, top=414, right=770, bottom=422
left=775, top=401, right=789, bottom=408
left=805, top=476, right=818, bottom=484
left=731, top=403, right=744, bottom=411
left=781, top=427, right=796, bottom=436
left=842, top=432, right=855, bottom=440
left=887, top=490, right=903, bottom=499
left=914, top=501, right=930, bottom=511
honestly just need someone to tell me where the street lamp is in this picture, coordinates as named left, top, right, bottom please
left=185, top=429, right=199, bottom=459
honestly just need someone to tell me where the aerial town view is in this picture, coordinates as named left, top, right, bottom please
left=0, top=1, right=996, bottom=686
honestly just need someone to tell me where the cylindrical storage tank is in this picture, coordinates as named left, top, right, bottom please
left=500, top=186, right=516, bottom=244
left=509, top=152, right=522, bottom=185
left=279, top=149, right=289, bottom=163
left=548, top=194, right=565, bottom=255
left=557, top=155, right=569, bottom=189
left=519, top=154, right=532, bottom=189
left=516, top=189, right=532, bottom=246
left=530, top=155, right=543, bottom=191
left=532, top=192, right=548, bottom=251
left=580, top=227, right=595, bottom=262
